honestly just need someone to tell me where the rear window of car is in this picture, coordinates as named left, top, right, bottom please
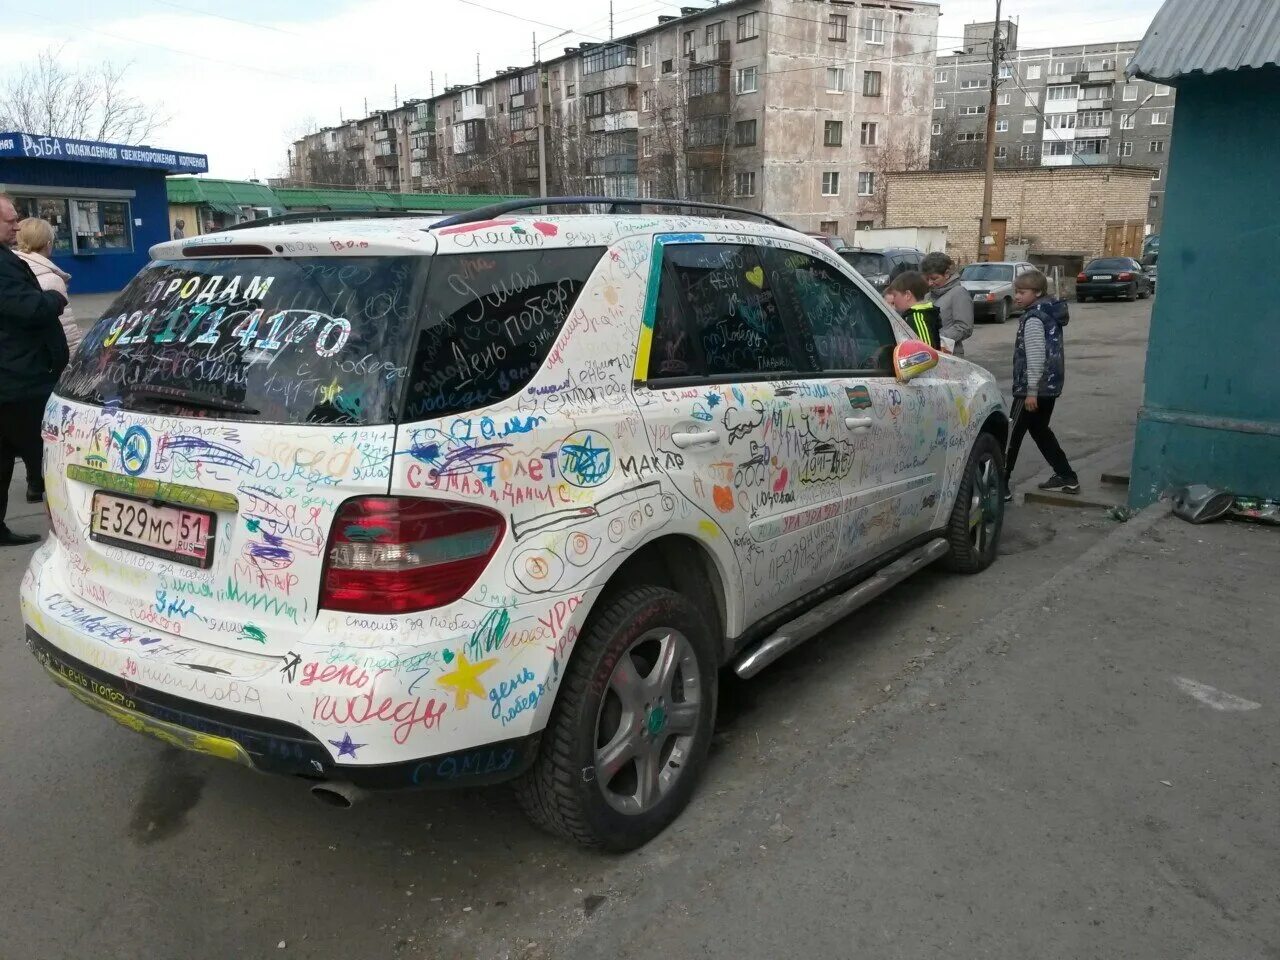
left=960, top=264, right=1015, bottom=282
left=400, top=247, right=604, bottom=421
left=1086, top=259, right=1134, bottom=271
left=59, top=257, right=428, bottom=425
left=843, top=252, right=892, bottom=277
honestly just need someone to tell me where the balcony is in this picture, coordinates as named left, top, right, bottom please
left=588, top=154, right=638, bottom=176
left=1075, top=125, right=1111, bottom=138
left=691, top=40, right=731, bottom=65
left=374, top=128, right=396, bottom=143
left=1043, top=127, right=1077, bottom=141
left=373, top=154, right=399, bottom=169
left=1041, top=153, right=1074, bottom=167
left=510, top=93, right=527, bottom=110
left=580, top=63, right=638, bottom=93
left=587, top=110, right=640, bottom=133
left=460, top=101, right=486, bottom=122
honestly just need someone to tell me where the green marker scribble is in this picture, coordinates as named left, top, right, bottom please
left=241, top=624, right=267, bottom=644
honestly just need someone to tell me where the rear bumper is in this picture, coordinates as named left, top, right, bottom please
left=26, top=628, right=540, bottom=789
left=971, top=299, right=1004, bottom=318
left=1077, top=281, right=1135, bottom=297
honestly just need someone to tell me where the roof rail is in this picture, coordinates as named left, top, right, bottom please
left=221, top=210, right=442, bottom=232
left=428, top=196, right=797, bottom=232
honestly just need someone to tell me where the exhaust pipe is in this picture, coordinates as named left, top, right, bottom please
left=310, top=782, right=364, bottom=808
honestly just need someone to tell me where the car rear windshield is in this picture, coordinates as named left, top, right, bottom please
left=59, top=248, right=605, bottom=425
left=843, top=252, right=892, bottom=277
left=59, top=257, right=427, bottom=424
left=1087, top=259, right=1134, bottom=271
left=961, top=264, right=1014, bottom=282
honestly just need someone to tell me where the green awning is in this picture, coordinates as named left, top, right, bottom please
left=166, top=177, right=279, bottom=209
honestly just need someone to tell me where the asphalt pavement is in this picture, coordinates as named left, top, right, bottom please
left=5, top=297, right=1257, bottom=960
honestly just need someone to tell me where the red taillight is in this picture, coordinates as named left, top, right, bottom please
left=986, top=293, right=997, bottom=302
left=1077, top=272, right=1088, bottom=282
left=319, top=497, right=505, bottom=614
left=1117, top=271, right=1134, bottom=281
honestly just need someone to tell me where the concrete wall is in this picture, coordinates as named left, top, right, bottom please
left=885, top=165, right=1153, bottom=263
left=1130, top=67, right=1280, bottom=506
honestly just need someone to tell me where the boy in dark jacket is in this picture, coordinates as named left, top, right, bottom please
left=884, top=271, right=943, bottom=350
left=1006, top=270, right=1077, bottom=501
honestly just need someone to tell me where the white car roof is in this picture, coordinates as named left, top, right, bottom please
left=150, top=213, right=819, bottom=261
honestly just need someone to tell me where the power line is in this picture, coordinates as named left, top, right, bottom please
left=143, top=0, right=302, bottom=37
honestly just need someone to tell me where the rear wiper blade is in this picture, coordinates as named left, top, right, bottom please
left=122, top=386, right=260, bottom=416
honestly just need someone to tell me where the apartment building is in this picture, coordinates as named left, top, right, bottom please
left=289, top=100, right=431, bottom=193
left=933, top=20, right=1175, bottom=229
left=287, top=0, right=939, bottom=233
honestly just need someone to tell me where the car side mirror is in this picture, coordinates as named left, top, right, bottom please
left=894, top=339, right=940, bottom=382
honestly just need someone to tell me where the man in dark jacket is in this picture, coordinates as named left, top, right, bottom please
left=922, top=252, right=974, bottom=357
left=0, top=193, right=69, bottom=545
left=1006, top=268, right=1077, bottom=501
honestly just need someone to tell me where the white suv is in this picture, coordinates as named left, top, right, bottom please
left=22, top=199, right=1008, bottom=850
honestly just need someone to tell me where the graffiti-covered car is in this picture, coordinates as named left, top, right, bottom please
left=22, top=198, right=1009, bottom=850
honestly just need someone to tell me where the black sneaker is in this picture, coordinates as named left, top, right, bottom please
left=1038, top=474, right=1081, bottom=494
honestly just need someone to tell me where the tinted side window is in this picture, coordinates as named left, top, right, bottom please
left=768, top=249, right=897, bottom=375
left=402, top=248, right=603, bottom=420
left=650, top=243, right=797, bottom=381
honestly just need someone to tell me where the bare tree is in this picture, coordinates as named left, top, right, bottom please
left=865, top=126, right=931, bottom=225
left=929, top=114, right=987, bottom=171
left=0, top=48, right=168, bottom=144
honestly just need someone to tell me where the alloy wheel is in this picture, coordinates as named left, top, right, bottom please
left=969, top=454, right=1001, bottom=555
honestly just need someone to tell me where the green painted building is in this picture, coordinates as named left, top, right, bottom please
left=1127, top=0, right=1280, bottom=505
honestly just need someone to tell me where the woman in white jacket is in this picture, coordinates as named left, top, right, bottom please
left=15, top=218, right=81, bottom=355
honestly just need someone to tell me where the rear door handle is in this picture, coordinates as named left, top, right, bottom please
left=845, top=417, right=873, bottom=432
left=671, top=431, right=721, bottom=449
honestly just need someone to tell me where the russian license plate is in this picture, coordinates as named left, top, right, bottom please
left=90, top=491, right=216, bottom=568
left=1092, top=275, right=1112, bottom=280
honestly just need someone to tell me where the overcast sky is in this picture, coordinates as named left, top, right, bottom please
left=6, top=0, right=1164, bottom=181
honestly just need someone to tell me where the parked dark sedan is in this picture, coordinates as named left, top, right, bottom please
left=1076, top=257, right=1153, bottom=302
left=841, top=247, right=924, bottom=292
left=959, top=261, right=1037, bottom=323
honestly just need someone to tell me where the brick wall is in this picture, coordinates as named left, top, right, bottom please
left=885, top=166, right=1154, bottom=264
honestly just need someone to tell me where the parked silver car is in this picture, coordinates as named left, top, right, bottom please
left=959, top=261, right=1037, bottom=324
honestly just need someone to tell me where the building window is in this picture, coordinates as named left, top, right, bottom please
left=1122, top=84, right=1138, bottom=101
left=736, top=66, right=759, bottom=94
left=997, top=92, right=1011, bottom=105
left=1046, top=141, right=1072, bottom=156
left=1051, top=60, right=1073, bottom=75
left=960, top=105, right=986, bottom=116
left=11, top=197, right=71, bottom=254
left=1120, top=113, right=1135, bottom=130
left=641, top=44, right=652, bottom=68
left=734, top=171, right=756, bottom=197
left=1023, top=118, right=1038, bottom=133
left=1154, top=84, right=1171, bottom=96
left=931, top=121, right=942, bottom=136
left=956, top=131, right=985, bottom=142
left=995, top=145, right=1008, bottom=160
left=995, top=119, right=1009, bottom=132
left=737, top=12, right=758, bottom=40
left=1149, top=139, right=1166, bottom=153
left=855, top=219, right=873, bottom=230
left=689, top=67, right=719, bottom=96
left=583, top=44, right=636, bottom=75
left=706, top=21, right=724, bottom=44
left=1074, top=137, right=1109, bottom=156
left=1046, top=84, right=1079, bottom=101
left=863, top=70, right=882, bottom=97
left=824, top=120, right=844, bottom=146
left=1025, top=91, right=1040, bottom=106
left=1149, top=196, right=1159, bottom=208
left=821, top=219, right=841, bottom=234
left=935, top=69, right=948, bottom=83
left=1150, top=110, right=1169, bottom=125
left=641, top=89, right=652, bottom=112
left=643, top=179, right=655, bottom=199
left=960, top=78, right=986, bottom=90
left=585, top=92, right=606, bottom=117
left=826, top=67, right=846, bottom=93
left=1152, top=168, right=1161, bottom=181
left=998, top=64, right=1012, bottom=79
left=66, top=198, right=133, bottom=253
left=661, top=60, right=673, bottom=74
left=864, top=16, right=885, bottom=44
left=1026, top=64, right=1042, bottom=80
left=934, top=96, right=945, bottom=109
left=829, top=14, right=848, bottom=40
left=860, top=121, right=878, bottom=145
left=642, top=135, right=653, bottom=157
left=736, top=119, right=758, bottom=146
left=566, top=83, right=576, bottom=97
left=1047, top=113, right=1077, bottom=130
left=857, top=171, right=875, bottom=196
left=1120, top=141, right=1134, bottom=157
left=683, top=30, right=695, bottom=54
left=821, top=171, right=840, bottom=196
left=687, top=115, right=729, bottom=147
left=1079, top=110, right=1111, bottom=127
left=1020, top=144, right=1037, bottom=160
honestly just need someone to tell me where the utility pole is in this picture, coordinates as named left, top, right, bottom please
left=978, top=0, right=1002, bottom=262
left=610, top=1, right=615, bottom=39
left=535, top=29, right=571, bottom=200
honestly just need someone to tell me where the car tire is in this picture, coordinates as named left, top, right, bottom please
left=514, top=585, right=718, bottom=851
left=941, top=432, right=1005, bottom=575
left=1138, top=286, right=1150, bottom=300
left=994, top=299, right=1009, bottom=324
left=1127, top=283, right=1139, bottom=302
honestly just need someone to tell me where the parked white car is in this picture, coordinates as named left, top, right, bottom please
left=22, top=199, right=1009, bottom=850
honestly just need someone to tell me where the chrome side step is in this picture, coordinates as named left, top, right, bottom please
left=733, top=538, right=950, bottom=679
